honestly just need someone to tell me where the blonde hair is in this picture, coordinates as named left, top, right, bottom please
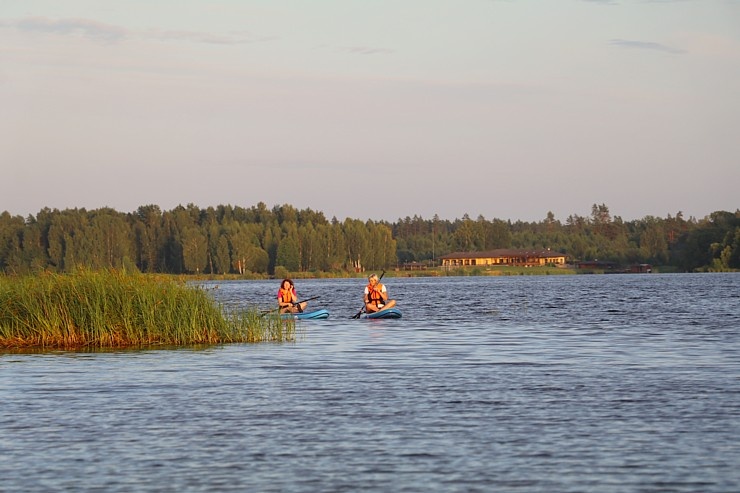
left=368, top=273, right=379, bottom=282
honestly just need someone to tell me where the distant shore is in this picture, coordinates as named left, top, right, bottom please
left=179, top=264, right=675, bottom=282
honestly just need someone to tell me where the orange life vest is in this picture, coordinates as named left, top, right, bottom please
left=366, top=282, right=385, bottom=306
left=278, top=287, right=294, bottom=303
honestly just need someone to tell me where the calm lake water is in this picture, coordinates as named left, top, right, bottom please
left=2, top=273, right=739, bottom=492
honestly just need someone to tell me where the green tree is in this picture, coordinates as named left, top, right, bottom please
left=326, top=219, right=346, bottom=271
left=132, top=205, right=163, bottom=273
left=228, top=223, right=260, bottom=274
left=160, top=210, right=184, bottom=273
left=21, top=219, right=48, bottom=272
left=276, top=235, right=300, bottom=272
left=639, top=217, right=669, bottom=264
left=89, top=208, right=132, bottom=268
left=483, top=218, right=512, bottom=249
left=343, top=218, right=369, bottom=271
left=364, top=221, right=396, bottom=269
left=453, top=214, right=478, bottom=251
left=181, top=226, right=208, bottom=274
left=0, top=212, right=25, bottom=273
left=214, top=234, right=231, bottom=274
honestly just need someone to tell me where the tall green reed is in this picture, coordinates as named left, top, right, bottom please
left=0, top=269, right=294, bottom=349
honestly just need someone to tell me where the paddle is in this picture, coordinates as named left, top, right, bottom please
left=351, top=270, right=385, bottom=319
left=261, top=295, right=321, bottom=316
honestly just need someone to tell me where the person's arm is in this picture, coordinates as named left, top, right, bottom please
left=379, top=285, right=388, bottom=302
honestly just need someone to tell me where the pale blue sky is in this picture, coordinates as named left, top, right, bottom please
left=2, top=0, right=739, bottom=222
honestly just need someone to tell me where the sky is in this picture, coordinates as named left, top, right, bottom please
left=2, top=0, right=739, bottom=224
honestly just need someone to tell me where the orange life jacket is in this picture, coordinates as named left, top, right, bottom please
left=278, top=287, right=294, bottom=303
left=366, top=282, right=385, bottom=306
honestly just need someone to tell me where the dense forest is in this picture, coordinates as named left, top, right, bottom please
left=0, top=203, right=738, bottom=275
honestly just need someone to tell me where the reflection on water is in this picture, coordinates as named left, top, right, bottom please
left=2, top=274, right=739, bottom=492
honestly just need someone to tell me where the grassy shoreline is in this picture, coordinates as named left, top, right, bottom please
left=0, top=269, right=294, bottom=350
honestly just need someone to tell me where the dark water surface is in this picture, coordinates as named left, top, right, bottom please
left=2, top=274, right=739, bottom=492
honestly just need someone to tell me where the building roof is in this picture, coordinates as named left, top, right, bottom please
left=439, top=249, right=565, bottom=259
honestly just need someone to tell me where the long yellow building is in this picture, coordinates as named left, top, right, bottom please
left=439, top=249, right=567, bottom=267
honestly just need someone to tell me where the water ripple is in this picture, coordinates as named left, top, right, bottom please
left=1, top=273, right=739, bottom=492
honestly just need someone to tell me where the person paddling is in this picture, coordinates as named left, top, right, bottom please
left=277, top=279, right=307, bottom=314
left=364, top=273, right=396, bottom=314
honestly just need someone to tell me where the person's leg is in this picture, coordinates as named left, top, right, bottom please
left=381, top=299, right=396, bottom=310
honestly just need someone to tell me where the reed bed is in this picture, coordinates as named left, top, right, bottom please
left=0, top=269, right=294, bottom=349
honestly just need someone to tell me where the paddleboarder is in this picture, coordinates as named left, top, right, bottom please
left=364, top=273, right=396, bottom=313
left=278, top=279, right=307, bottom=314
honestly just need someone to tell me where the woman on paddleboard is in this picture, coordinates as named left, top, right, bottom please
left=364, top=273, right=396, bottom=313
left=278, top=279, right=307, bottom=314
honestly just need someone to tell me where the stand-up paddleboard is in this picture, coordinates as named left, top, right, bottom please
left=359, top=308, right=402, bottom=319
left=281, top=308, right=330, bottom=320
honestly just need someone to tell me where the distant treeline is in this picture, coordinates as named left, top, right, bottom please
left=0, top=203, right=738, bottom=275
